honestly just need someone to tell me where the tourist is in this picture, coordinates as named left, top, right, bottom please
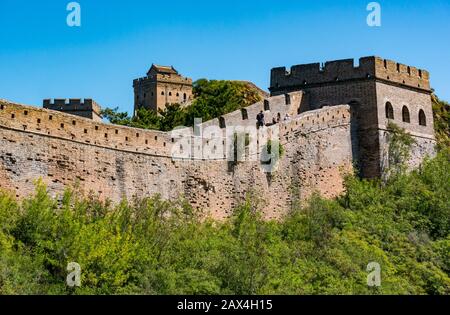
left=256, top=111, right=265, bottom=129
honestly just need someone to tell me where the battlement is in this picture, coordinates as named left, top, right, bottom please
left=133, top=74, right=193, bottom=86
left=0, top=94, right=350, bottom=162
left=1, top=99, right=172, bottom=156
left=43, top=98, right=103, bottom=122
left=43, top=98, right=102, bottom=113
left=270, top=56, right=431, bottom=95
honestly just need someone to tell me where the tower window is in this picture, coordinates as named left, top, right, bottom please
left=402, top=106, right=410, bottom=123
left=419, top=109, right=427, bottom=126
left=183, top=93, right=187, bottom=101
left=161, top=91, right=165, bottom=96
left=385, top=102, right=394, bottom=119
left=169, top=92, right=172, bottom=96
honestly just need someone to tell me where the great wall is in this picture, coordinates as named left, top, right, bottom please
left=0, top=56, right=437, bottom=219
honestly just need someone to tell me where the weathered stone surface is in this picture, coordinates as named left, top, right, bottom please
left=0, top=99, right=352, bottom=220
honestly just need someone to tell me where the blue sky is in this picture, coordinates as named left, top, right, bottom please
left=0, top=0, right=449, bottom=114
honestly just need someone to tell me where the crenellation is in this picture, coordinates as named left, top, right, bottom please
left=270, top=57, right=430, bottom=96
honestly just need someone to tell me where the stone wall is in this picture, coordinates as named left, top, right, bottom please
left=43, top=99, right=103, bottom=122
left=376, top=82, right=437, bottom=172
left=0, top=99, right=353, bottom=220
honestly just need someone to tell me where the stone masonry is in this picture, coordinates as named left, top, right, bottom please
left=270, top=56, right=436, bottom=177
left=133, top=64, right=193, bottom=114
left=0, top=56, right=437, bottom=220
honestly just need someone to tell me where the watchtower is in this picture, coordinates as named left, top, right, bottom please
left=133, top=64, right=193, bottom=114
left=269, top=56, right=435, bottom=178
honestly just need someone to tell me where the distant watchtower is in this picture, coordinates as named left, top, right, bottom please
left=43, top=98, right=103, bottom=122
left=269, top=56, right=436, bottom=178
left=133, top=64, right=193, bottom=114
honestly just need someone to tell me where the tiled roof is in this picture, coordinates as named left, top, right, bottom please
left=147, top=64, right=178, bottom=75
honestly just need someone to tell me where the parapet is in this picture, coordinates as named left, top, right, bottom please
left=43, top=98, right=102, bottom=118
left=270, top=56, right=431, bottom=94
left=133, top=72, right=193, bottom=87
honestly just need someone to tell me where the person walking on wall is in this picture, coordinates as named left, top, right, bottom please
left=256, top=111, right=265, bottom=129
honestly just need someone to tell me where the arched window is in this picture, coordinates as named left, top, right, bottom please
left=419, top=109, right=427, bottom=126
left=402, top=106, right=410, bottom=123
left=183, top=93, right=187, bottom=101
left=161, top=91, right=165, bottom=96
left=219, top=117, right=226, bottom=129
left=385, top=102, right=394, bottom=119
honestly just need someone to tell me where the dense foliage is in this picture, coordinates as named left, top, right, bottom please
left=432, top=95, right=450, bottom=150
left=101, top=79, right=263, bottom=131
left=0, top=149, right=448, bottom=295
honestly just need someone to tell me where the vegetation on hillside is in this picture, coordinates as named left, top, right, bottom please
left=432, top=94, right=450, bottom=150
left=0, top=148, right=448, bottom=295
left=101, top=79, right=263, bottom=131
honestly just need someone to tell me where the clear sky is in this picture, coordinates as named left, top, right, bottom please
left=0, top=0, right=449, bottom=114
